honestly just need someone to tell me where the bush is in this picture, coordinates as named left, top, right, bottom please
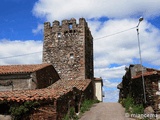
left=122, top=95, right=144, bottom=114
left=132, top=104, right=144, bottom=114
left=9, top=101, right=40, bottom=120
left=123, top=95, right=134, bottom=112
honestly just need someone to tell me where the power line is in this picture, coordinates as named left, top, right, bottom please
left=0, top=51, right=42, bottom=59
left=94, top=26, right=136, bottom=40
left=0, top=26, right=137, bottom=60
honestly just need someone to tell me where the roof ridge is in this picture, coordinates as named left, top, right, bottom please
left=0, top=63, right=52, bottom=74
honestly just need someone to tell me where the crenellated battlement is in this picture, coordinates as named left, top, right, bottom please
left=44, top=18, right=87, bottom=32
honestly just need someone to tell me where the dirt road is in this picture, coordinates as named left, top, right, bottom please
left=79, top=102, right=135, bottom=120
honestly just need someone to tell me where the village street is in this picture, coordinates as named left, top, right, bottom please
left=79, top=102, right=135, bottom=120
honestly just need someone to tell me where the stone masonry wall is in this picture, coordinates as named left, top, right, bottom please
left=0, top=74, right=36, bottom=91
left=36, top=65, right=60, bottom=88
left=43, top=18, right=93, bottom=80
left=118, top=65, right=160, bottom=113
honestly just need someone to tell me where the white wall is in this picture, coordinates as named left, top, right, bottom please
left=95, top=81, right=103, bottom=101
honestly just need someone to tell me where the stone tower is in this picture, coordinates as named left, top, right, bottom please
left=43, top=18, right=93, bottom=80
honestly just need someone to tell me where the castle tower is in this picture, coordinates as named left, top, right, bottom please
left=43, top=18, right=93, bottom=80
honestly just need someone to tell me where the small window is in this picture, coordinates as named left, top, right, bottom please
left=69, top=24, right=73, bottom=29
left=57, top=33, right=61, bottom=39
left=70, top=53, right=74, bottom=59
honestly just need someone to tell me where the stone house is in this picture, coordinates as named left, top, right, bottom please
left=0, top=79, right=93, bottom=120
left=118, top=64, right=160, bottom=113
left=0, top=63, right=60, bottom=91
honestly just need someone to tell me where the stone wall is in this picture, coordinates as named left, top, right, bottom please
left=130, top=75, right=160, bottom=112
left=29, top=100, right=57, bottom=120
left=118, top=64, right=160, bottom=113
left=43, top=18, right=93, bottom=80
left=82, top=81, right=94, bottom=100
left=36, top=65, right=60, bottom=88
left=28, top=88, right=82, bottom=120
left=0, top=74, right=35, bottom=91
left=29, top=82, right=93, bottom=120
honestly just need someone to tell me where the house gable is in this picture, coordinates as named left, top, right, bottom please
left=0, top=63, right=60, bottom=91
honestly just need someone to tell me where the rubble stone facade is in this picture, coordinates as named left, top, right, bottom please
left=43, top=18, right=93, bottom=80
left=118, top=64, right=160, bottom=113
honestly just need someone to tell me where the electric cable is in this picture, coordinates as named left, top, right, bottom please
left=0, top=26, right=137, bottom=60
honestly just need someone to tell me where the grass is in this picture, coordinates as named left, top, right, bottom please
left=80, top=99, right=99, bottom=113
left=63, top=99, right=100, bottom=120
left=121, top=95, right=144, bottom=114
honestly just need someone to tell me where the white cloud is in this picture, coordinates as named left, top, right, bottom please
left=91, top=19, right=160, bottom=69
left=103, top=89, right=119, bottom=102
left=0, top=39, right=43, bottom=65
left=103, top=80, right=120, bottom=88
left=33, top=0, right=160, bottom=21
left=32, top=24, right=44, bottom=35
left=95, top=65, right=126, bottom=80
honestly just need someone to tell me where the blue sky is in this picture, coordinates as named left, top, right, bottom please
left=0, top=0, right=43, bottom=40
left=1, top=0, right=160, bottom=102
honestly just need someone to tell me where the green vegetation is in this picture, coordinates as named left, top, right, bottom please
left=121, top=95, right=144, bottom=114
left=62, top=107, right=78, bottom=120
left=9, top=101, right=40, bottom=120
left=80, top=99, right=99, bottom=113
left=63, top=99, right=100, bottom=120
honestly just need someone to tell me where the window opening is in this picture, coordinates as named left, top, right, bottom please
left=57, top=33, right=61, bottom=39
left=70, top=53, right=74, bottom=59
left=69, top=24, right=73, bottom=29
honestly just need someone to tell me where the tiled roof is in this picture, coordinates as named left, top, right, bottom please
left=0, top=63, right=52, bottom=74
left=48, top=79, right=92, bottom=91
left=0, top=87, right=74, bottom=102
left=0, top=88, right=56, bottom=102
left=132, top=71, right=160, bottom=79
left=94, top=77, right=102, bottom=81
left=0, top=79, right=91, bottom=102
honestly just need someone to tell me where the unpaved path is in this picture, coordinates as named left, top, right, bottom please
left=79, top=102, right=135, bottom=120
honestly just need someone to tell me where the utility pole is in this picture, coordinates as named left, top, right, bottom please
left=136, top=17, right=146, bottom=104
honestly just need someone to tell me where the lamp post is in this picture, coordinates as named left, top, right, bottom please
left=136, top=17, right=146, bottom=104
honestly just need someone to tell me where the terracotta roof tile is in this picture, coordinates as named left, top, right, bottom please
left=0, top=82, right=79, bottom=102
left=0, top=63, right=52, bottom=74
left=48, top=79, right=91, bottom=91
left=0, top=79, right=91, bottom=103
left=132, top=71, right=160, bottom=79
left=0, top=88, right=58, bottom=102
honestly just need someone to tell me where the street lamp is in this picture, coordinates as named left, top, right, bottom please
left=136, top=17, right=146, bottom=104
